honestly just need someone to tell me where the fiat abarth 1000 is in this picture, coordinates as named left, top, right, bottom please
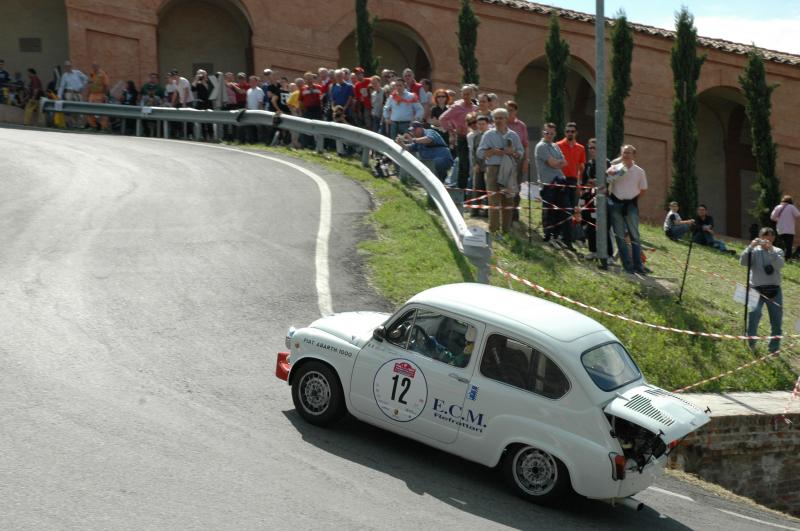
left=275, top=283, right=710, bottom=507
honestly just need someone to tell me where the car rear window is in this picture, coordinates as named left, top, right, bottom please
left=581, top=342, right=641, bottom=391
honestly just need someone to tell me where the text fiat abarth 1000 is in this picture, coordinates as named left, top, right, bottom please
left=275, top=283, right=710, bottom=507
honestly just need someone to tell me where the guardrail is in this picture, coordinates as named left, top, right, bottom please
left=38, top=97, right=491, bottom=282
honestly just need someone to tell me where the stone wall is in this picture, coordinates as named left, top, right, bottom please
left=668, top=413, right=800, bottom=516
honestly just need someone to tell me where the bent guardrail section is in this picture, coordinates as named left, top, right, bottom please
left=39, top=98, right=491, bottom=282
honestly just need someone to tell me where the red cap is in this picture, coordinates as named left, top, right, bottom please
left=353, top=66, right=365, bottom=73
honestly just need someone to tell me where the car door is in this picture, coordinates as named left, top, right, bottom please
left=349, top=305, right=482, bottom=444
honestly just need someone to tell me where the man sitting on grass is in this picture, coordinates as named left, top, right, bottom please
left=663, top=201, right=694, bottom=241
left=691, top=204, right=734, bottom=254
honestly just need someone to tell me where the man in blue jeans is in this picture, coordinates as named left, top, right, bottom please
left=741, top=227, right=785, bottom=353
left=606, top=144, right=648, bottom=274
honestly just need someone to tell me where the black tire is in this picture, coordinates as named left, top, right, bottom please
left=291, top=360, right=346, bottom=427
left=502, top=444, right=573, bottom=505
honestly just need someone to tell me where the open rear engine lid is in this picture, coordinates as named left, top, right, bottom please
left=604, top=384, right=711, bottom=442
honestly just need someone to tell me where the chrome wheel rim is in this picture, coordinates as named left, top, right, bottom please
left=299, top=371, right=331, bottom=415
left=513, top=447, right=558, bottom=496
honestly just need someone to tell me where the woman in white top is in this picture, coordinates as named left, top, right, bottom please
left=771, top=195, right=800, bottom=259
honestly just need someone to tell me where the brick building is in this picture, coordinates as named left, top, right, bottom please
left=3, top=0, right=800, bottom=235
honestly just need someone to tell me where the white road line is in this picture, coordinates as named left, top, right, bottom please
left=646, top=486, right=694, bottom=502
left=135, top=139, right=334, bottom=316
left=716, top=508, right=800, bottom=530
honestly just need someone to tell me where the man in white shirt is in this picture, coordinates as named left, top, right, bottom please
left=168, top=69, right=193, bottom=108
left=240, top=75, right=264, bottom=144
left=606, top=144, right=648, bottom=274
left=57, top=60, right=88, bottom=128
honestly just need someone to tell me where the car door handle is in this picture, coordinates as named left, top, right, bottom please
left=449, top=373, right=469, bottom=384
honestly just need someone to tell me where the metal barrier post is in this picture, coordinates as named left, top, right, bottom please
left=315, top=135, right=324, bottom=153
left=361, top=147, right=370, bottom=168
left=164, top=120, right=169, bottom=138
left=135, top=119, right=142, bottom=137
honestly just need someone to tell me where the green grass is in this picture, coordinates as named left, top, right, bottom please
left=241, top=144, right=799, bottom=393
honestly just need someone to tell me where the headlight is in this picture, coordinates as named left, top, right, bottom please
left=285, top=326, right=297, bottom=349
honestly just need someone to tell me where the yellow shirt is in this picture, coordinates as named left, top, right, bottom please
left=287, top=90, right=300, bottom=111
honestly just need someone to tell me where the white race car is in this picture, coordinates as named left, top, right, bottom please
left=276, top=283, right=709, bottom=507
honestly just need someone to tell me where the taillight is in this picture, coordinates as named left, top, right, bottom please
left=610, top=453, right=626, bottom=480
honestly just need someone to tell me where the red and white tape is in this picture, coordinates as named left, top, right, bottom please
left=671, top=344, right=795, bottom=393
left=492, top=265, right=799, bottom=342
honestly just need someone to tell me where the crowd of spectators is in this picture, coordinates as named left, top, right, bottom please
left=4, top=56, right=798, bottom=263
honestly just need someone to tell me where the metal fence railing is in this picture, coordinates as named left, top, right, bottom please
left=38, top=97, right=492, bottom=282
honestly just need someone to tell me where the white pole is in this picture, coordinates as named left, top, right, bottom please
left=595, top=0, right=609, bottom=267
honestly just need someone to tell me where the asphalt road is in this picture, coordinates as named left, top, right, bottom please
left=1, top=127, right=797, bottom=530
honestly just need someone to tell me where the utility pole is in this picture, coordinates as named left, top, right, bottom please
left=595, top=0, right=609, bottom=268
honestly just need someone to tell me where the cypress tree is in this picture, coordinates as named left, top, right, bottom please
left=355, top=0, right=378, bottom=75
left=457, top=0, right=480, bottom=84
left=606, top=12, right=633, bottom=159
left=544, top=14, right=570, bottom=138
left=668, top=8, right=705, bottom=219
left=740, top=48, right=781, bottom=227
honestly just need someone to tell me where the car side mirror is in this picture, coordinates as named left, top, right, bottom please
left=373, top=326, right=386, bottom=342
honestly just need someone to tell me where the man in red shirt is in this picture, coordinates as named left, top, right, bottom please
left=555, top=121, right=586, bottom=208
left=299, top=71, right=324, bottom=148
left=352, top=67, right=372, bottom=128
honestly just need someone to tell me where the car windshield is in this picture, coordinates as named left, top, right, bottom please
left=581, top=342, right=641, bottom=391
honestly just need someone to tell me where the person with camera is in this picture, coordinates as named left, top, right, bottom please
left=396, top=121, right=453, bottom=182
left=740, top=227, right=785, bottom=353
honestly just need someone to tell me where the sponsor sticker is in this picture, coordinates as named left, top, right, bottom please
left=393, top=361, right=417, bottom=379
left=467, top=385, right=479, bottom=401
left=373, top=359, right=427, bottom=422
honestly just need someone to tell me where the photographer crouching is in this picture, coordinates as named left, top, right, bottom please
left=740, top=227, right=785, bottom=353
left=395, top=121, right=453, bottom=182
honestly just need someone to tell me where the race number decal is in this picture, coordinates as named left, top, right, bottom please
left=373, top=359, right=428, bottom=422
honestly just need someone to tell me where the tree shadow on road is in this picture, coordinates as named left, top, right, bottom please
left=282, top=410, right=691, bottom=530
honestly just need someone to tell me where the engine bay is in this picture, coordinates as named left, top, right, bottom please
left=607, top=414, right=668, bottom=470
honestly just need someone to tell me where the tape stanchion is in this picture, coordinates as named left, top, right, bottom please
left=492, top=265, right=800, bottom=342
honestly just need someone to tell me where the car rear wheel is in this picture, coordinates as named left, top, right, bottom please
left=291, top=361, right=346, bottom=427
left=502, top=444, right=572, bottom=505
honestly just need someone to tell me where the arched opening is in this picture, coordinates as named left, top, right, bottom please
left=696, top=86, right=756, bottom=237
left=338, top=21, right=431, bottom=79
left=0, top=0, right=68, bottom=89
left=514, top=56, right=596, bottom=145
left=158, top=0, right=252, bottom=79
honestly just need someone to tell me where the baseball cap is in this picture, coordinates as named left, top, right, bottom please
left=263, top=68, right=273, bottom=75
left=408, top=121, right=425, bottom=131
left=168, top=69, right=178, bottom=76
left=353, top=66, right=364, bottom=73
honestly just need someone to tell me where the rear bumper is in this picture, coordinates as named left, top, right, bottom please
left=276, top=352, right=291, bottom=382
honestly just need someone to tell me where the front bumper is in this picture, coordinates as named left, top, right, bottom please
left=276, top=352, right=291, bottom=382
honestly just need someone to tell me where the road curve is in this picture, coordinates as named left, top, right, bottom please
left=0, top=128, right=797, bottom=530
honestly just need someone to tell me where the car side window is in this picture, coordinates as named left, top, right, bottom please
left=400, top=309, right=476, bottom=368
left=479, top=334, right=570, bottom=399
left=386, top=310, right=416, bottom=348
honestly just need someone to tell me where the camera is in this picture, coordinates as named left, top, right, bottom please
left=757, top=239, right=768, bottom=246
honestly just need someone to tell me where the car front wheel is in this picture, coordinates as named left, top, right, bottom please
left=502, top=444, right=573, bottom=505
left=291, top=361, right=346, bottom=427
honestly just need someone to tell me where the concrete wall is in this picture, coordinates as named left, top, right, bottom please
left=669, top=413, right=800, bottom=516
left=0, top=0, right=70, bottom=86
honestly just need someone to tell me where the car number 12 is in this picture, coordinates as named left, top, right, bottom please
left=373, top=359, right=428, bottom=422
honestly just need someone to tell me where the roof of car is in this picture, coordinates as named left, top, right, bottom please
left=409, top=283, right=608, bottom=343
